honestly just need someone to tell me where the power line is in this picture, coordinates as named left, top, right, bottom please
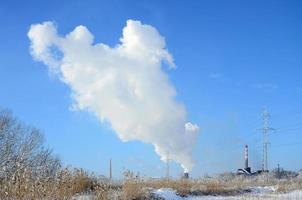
left=276, top=123, right=302, bottom=131
left=277, top=129, right=302, bottom=134
left=270, top=142, right=302, bottom=148
left=270, top=110, right=302, bottom=119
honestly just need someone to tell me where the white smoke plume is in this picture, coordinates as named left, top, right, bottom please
left=28, top=20, right=199, bottom=172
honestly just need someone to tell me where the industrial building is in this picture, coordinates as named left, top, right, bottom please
left=237, top=145, right=267, bottom=176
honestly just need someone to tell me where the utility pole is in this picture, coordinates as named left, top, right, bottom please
left=277, top=163, right=280, bottom=179
left=166, top=152, right=170, bottom=179
left=109, top=158, right=112, bottom=180
left=257, top=108, right=275, bottom=172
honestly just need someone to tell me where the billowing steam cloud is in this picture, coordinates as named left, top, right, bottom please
left=28, top=20, right=199, bottom=172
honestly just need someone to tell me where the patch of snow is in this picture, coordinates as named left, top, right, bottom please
left=153, top=188, right=183, bottom=200
left=152, top=188, right=302, bottom=200
left=249, top=186, right=277, bottom=194
left=71, top=194, right=94, bottom=200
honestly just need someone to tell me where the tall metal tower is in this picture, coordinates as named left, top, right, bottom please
left=257, top=108, right=275, bottom=172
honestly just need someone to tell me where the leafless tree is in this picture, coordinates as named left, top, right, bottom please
left=0, top=109, right=61, bottom=179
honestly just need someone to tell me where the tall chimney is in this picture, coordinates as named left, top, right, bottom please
left=244, top=145, right=248, bottom=169
left=184, top=172, right=189, bottom=179
left=109, top=159, right=112, bottom=179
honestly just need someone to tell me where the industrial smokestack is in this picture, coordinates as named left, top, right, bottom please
left=244, top=145, right=251, bottom=173
left=109, top=159, right=112, bottom=180
left=237, top=145, right=252, bottom=175
left=184, top=172, right=189, bottom=179
left=244, top=145, right=248, bottom=169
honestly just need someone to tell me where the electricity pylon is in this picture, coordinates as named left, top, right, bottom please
left=257, top=108, right=275, bottom=172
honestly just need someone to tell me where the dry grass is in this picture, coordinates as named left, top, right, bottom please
left=120, top=170, right=147, bottom=200
left=144, top=173, right=302, bottom=198
left=0, top=166, right=97, bottom=200
left=145, top=178, right=239, bottom=197
left=90, top=181, right=111, bottom=200
left=276, top=178, right=302, bottom=193
left=0, top=167, right=148, bottom=200
left=1, top=168, right=302, bottom=199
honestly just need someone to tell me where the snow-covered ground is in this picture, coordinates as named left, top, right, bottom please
left=72, top=187, right=302, bottom=200
left=71, top=194, right=94, bottom=200
left=152, top=187, right=302, bottom=200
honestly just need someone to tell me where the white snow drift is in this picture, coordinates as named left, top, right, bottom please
left=28, top=20, right=199, bottom=172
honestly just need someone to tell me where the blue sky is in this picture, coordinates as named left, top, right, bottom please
left=0, top=0, right=302, bottom=178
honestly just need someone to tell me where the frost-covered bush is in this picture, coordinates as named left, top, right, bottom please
left=298, top=170, right=302, bottom=179
left=270, top=168, right=298, bottom=179
left=217, top=172, right=236, bottom=182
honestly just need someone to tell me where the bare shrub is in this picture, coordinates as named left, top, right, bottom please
left=121, top=170, right=147, bottom=200
left=271, top=168, right=298, bottom=179
left=93, top=181, right=111, bottom=200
